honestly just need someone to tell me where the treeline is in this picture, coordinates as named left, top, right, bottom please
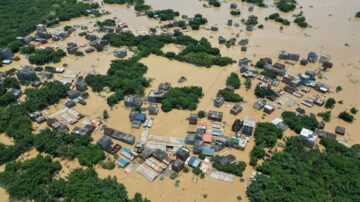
left=0, top=0, right=98, bottom=47
left=162, top=86, right=203, bottom=112
left=0, top=81, right=68, bottom=165
left=34, top=129, right=105, bottom=166
left=247, top=137, right=360, bottom=202
left=249, top=122, right=283, bottom=166
left=0, top=155, right=150, bottom=201
left=103, top=32, right=234, bottom=67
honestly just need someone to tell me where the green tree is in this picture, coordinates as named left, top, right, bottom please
left=226, top=73, right=241, bottom=89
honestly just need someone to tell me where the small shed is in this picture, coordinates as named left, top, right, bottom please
left=189, top=113, right=198, bottom=125
left=230, top=104, right=242, bottom=115
left=335, top=126, right=345, bottom=135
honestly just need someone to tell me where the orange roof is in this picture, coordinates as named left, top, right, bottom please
left=202, top=134, right=212, bottom=143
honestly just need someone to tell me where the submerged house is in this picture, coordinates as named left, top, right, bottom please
left=189, top=113, right=198, bottom=125
left=214, top=96, right=225, bottom=108
left=208, top=111, right=223, bottom=122
left=104, top=127, right=135, bottom=145
left=300, top=128, right=317, bottom=148
left=148, top=103, right=159, bottom=115
left=124, top=95, right=143, bottom=108
left=176, top=147, right=190, bottom=161
left=0, top=48, right=14, bottom=60
left=230, top=104, right=242, bottom=115
left=307, top=52, right=318, bottom=63
left=172, top=159, right=185, bottom=172
left=16, top=66, right=36, bottom=80
left=148, top=90, right=165, bottom=103
left=97, top=135, right=113, bottom=150
left=232, top=119, right=243, bottom=132
left=242, top=120, right=255, bottom=136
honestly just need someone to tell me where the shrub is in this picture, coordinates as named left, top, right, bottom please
left=317, top=111, right=331, bottom=122
left=338, top=111, right=354, bottom=123
left=198, top=110, right=206, bottom=118
left=350, top=107, right=358, bottom=115
left=325, top=98, right=336, bottom=109
left=192, top=167, right=202, bottom=175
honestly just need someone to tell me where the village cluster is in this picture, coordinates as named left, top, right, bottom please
left=0, top=4, right=352, bottom=190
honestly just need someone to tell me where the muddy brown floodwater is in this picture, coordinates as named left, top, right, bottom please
left=1, top=0, right=360, bottom=201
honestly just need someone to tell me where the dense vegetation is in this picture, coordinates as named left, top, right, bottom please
left=34, top=129, right=105, bottom=166
left=103, top=32, right=233, bottom=67
left=268, top=13, right=290, bottom=26
left=213, top=161, right=246, bottom=176
left=0, top=155, right=149, bottom=201
left=338, top=111, right=354, bottom=123
left=85, top=59, right=150, bottom=98
left=0, top=81, right=68, bottom=165
left=161, top=86, right=203, bottom=112
left=247, top=137, right=360, bottom=202
left=226, top=73, right=241, bottom=89
left=28, top=48, right=67, bottom=65
left=96, top=19, right=116, bottom=27
left=250, top=123, right=283, bottom=166
left=0, top=0, right=98, bottom=47
left=254, top=86, right=275, bottom=98
left=282, top=111, right=319, bottom=133
left=0, top=77, right=21, bottom=107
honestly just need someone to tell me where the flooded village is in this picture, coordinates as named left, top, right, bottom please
left=0, top=0, right=360, bottom=201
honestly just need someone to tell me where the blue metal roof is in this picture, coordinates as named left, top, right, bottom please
left=202, top=147, right=215, bottom=156
left=117, top=158, right=129, bottom=168
left=135, top=113, right=146, bottom=121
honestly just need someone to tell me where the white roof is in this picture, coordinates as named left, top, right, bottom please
left=271, top=118, right=283, bottom=126
left=264, top=104, right=274, bottom=110
left=300, top=128, right=314, bottom=138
